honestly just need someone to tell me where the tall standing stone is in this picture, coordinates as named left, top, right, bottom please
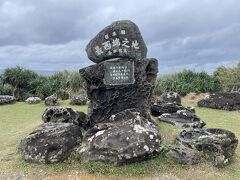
left=79, top=20, right=160, bottom=164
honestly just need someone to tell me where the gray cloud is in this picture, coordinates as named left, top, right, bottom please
left=0, top=0, right=240, bottom=74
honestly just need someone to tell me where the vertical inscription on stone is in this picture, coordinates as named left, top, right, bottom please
left=104, top=60, right=135, bottom=85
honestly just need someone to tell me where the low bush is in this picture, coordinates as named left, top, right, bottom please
left=154, top=70, right=221, bottom=96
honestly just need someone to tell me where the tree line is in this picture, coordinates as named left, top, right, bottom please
left=0, top=66, right=86, bottom=101
left=0, top=62, right=239, bottom=101
left=154, top=62, right=240, bottom=96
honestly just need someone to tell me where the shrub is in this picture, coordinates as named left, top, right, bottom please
left=69, top=72, right=86, bottom=92
left=56, top=89, right=70, bottom=100
left=214, top=62, right=240, bottom=86
left=154, top=70, right=221, bottom=96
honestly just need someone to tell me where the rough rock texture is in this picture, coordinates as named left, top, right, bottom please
left=45, top=95, right=59, bottom=106
left=80, top=58, right=158, bottom=129
left=159, top=110, right=206, bottom=129
left=70, top=96, right=87, bottom=105
left=151, top=101, right=195, bottom=117
left=0, top=95, right=16, bottom=105
left=25, top=97, right=41, bottom=104
left=86, top=20, right=147, bottom=63
left=160, top=92, right=181, bottom=104
left=197, top=92, right=240, bottom=111
left=42, top=106, right=86, bottom=127
left=166, top=145, right=203, bottom=165
left=19, top=122, right=82, bottom=163
left=79, top=109, right=161, bottom=165
left=176, top=128, right=238, bottom=167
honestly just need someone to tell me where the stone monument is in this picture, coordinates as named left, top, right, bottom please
left=79, top=20, right=161, bottom=164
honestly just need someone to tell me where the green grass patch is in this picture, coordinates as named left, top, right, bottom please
left=0, top=100, right=239, bottom=179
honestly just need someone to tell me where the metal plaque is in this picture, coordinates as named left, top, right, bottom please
left=104, top=60, right=135, bottom=85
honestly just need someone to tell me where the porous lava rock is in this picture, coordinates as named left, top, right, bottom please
left=80, top=58, right=158, bottom=129
left=176, top=128, right=238, bottom=167
left=70, top=95, right=87, bottom=105
left=159, top=110, right=206, bottom=129
left=79, top=109, right=161, bottom=165
left=42, top=106, right=86, bottom=127
left=25, top=97, right=41, bottom=104
left=150, top=101, right=195, bottom=117
left=0, top=95, right=16, bottom=105
left=197, top=92, right=240, bottom=111
left=160, top=92, right=181, bottom=104
left=19, top=122, right=82, bottom=163
left=166, top=145, right=203, bottom=165
left=45, top=94, right=59, bottom=106
left=86, top=20, right=147, bottom=63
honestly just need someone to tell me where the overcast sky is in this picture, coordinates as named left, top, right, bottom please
left=0, top=0, right=240, bottom=74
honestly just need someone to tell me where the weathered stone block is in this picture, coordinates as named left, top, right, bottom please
left=79, top=109, right=161, bottom=165
left=80, top=58, right=158, bottom=129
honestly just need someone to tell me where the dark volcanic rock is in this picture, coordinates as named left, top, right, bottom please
left=45, top=94, right=59, bottom=106
left=160, top=92, right=181, bottom=104
left=176, top=128, right=238, bottom=167
left=42, top=106, right=86, bottom=127
left=166, top=146, right=203, bottom=165
left=70, top=95, right=87, bottom=105
left=79, top=109, right=161, bottom=165
left=25, top=97, right=41, bottom=104
left=19, top=122, right=82, bottom=163
left=0, top=95, right=16, bottom=105
left=151, top=101, right=195, bottom=117
left=197, top=92, right=240, bottom=111
left=86, top=20, right=147, bottom=63
left=159, top=110, right=206, bottom=129
left=80, top=58, right=158, bottom=129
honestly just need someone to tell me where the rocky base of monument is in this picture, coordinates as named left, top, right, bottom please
left=197, top=92, right=240, bottom=111
left=19, top=122, right=82, bottom=163
left=79, top=109, right=161, bottom=165
left=0, top=95, right=16, bottom=105
left=45, top=94, right=59, bottom=106
left=42, top=106, right=87, bottom=127
left=80, top=58, right=158, bottom=129
left=25, top=97, right=41, bottom=104
left=70, top=95, right=87, bottom=105
left=159, top=110, right=206, bottom=129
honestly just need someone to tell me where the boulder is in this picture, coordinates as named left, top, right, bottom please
left=25, top=97, right=41, bottom=104
left=159, top=110, right=206, bottom=129
left=160, top=92, right=181, bottom=104
left=45, top=94, right=59, bottom=106
left=79, top=109, right=161, bottom=165
left=0, top=95, right=16, bottom=105
left=19, top=122, right=82, bottom=163
left=70, top=95, right=87, bottom=105
left=197, top=92, right=240, bottom=111
left=86, top=20, right=147, bottom=63
left=151, top=101, right=195, bottom=117
left=80, top=58, right=158, bottom=129
left=166, top=145, right=203, bottom=165
left=42, top=106, right=86, bottom=127
left=176, top=128, right=238, bottom=167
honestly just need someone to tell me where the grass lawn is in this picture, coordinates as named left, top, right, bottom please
left=0, top=100, right=239, bottom=179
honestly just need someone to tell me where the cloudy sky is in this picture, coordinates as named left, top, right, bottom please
left=0, top=0, right=240, bottom=74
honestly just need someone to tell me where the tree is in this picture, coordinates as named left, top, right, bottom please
left=2, top=66, right=38, bottom=99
